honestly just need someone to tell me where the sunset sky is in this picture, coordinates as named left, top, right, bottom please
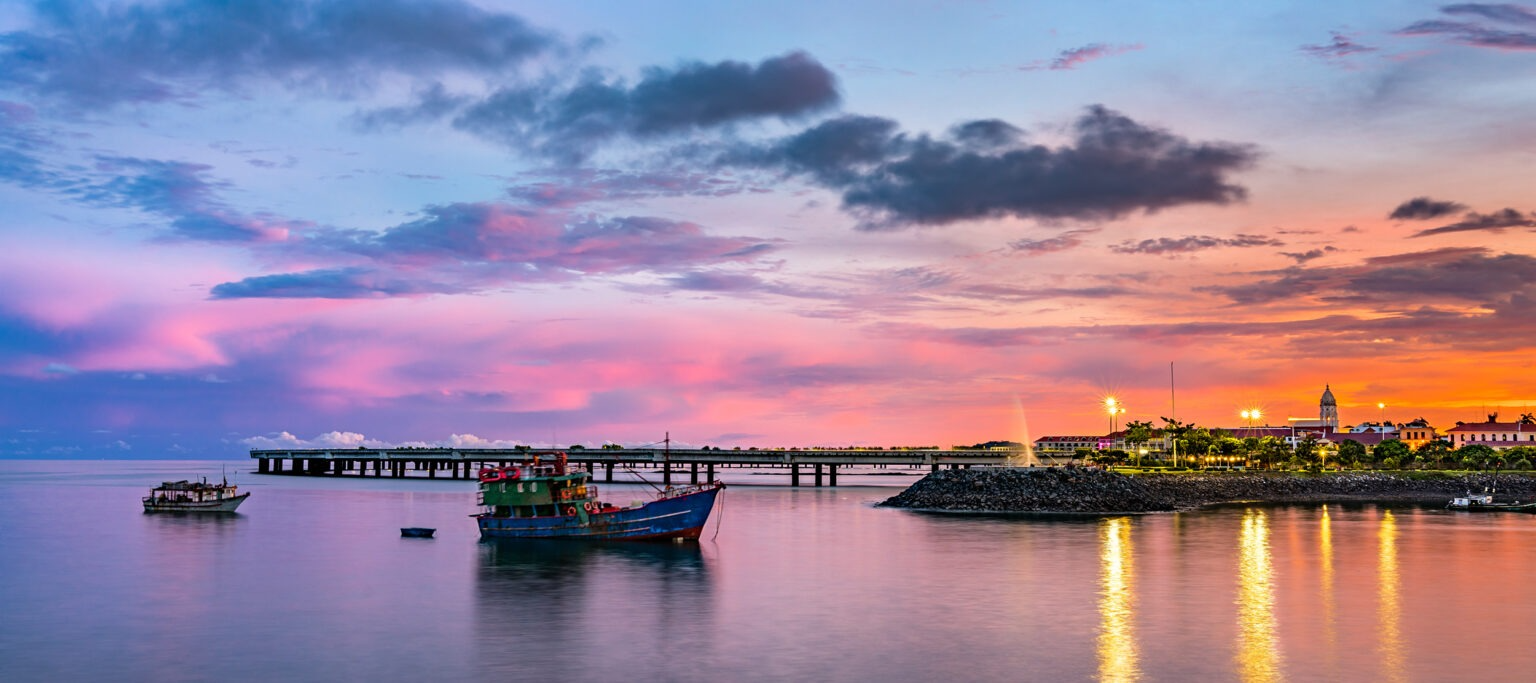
left=3, top=1, right=1535, bottom=457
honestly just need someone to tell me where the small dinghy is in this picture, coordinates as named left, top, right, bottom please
left=400, top=527, right=436, bottom=538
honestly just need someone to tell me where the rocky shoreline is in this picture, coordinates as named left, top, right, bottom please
left=878, top=467, right=1536, bottom=514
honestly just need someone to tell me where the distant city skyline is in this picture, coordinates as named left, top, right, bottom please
left=3, top=1, right=1535, bottom=457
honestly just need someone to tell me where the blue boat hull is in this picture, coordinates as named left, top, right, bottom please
left=476, top=485, right=722, bottom=541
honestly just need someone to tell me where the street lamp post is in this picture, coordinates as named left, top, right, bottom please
left=1378, top=402, right=1386, bottom=426
left=1241, top=408, right=1263, bottom=430
left=1104, top=397, right=1126, bottom=434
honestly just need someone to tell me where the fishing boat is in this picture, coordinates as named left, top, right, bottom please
left=1447, top=490, right=1536, bottom=512
left=142, top=477, right=249, bottom=513
left=473, top=452, right=723, bottom=541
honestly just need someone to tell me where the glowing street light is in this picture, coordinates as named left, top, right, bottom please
left=1104, top=397, right=1126, bottom=433
left=1241, top=408, right=1262, bottom=429
left=1378, top=402, right=1386, bottom=424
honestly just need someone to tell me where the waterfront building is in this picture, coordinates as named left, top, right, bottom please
left=1397, top=418, right=1440, bottom=450
left=1227, top=427, right=1292, bottom=440
left=1032, top=435, right=1099, bottom=463
left=1443, top=414, right=1536, bottom=450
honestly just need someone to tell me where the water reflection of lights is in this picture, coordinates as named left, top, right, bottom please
left=1378, top=511, right=1405, bottom=683
left=1319, top=506, right=1336, bottom=666
left=1098, top=517, right=1139, bottom=683
left=1237, top=509, right=1281, bottom=683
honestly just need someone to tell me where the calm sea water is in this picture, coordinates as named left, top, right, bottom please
left=4, top=459, right=1536, bottom=682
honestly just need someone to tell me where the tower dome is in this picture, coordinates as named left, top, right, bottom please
left=1319, top=385, right=1338, bottom=429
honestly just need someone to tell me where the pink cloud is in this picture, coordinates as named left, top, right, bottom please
left=1020, top=43, right=1145, bottom=71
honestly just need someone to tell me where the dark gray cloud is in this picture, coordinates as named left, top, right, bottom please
left=96, top=158, right=305, bottom=241
left=81, top=157, right=301, bottom=242
left=664, top=271, right=773, bottom=293
left=725, top=114, right=901, bottom=186
left=0, top=100, right=61, bottom=187
left=654, top=271, right=827, bottom=300
left=353, top=82, right=473, bottom=130
left=953, top=283, right=1133, bottom=303
left=505, top=168, right=760, bottom=208
left=1009, top=229, right=1095, bottom=256
left=1389, top=196, right=1467, bottom=220
left=949, top=120, right=1024, bottom=149
left=0, top=0, right=557, bottom=107
left=1442, top=3, right=1536, bottom=25
left=1400, top=4, right=1536, bottom=50
left=349, top=204, right=775, bottom=270
left=1214, top=247, right=1536, bottom=305
left=1109, top=233, right=1281, bottom=256
left=1412, top=208, right=1536, bottom=237
left=214, top=202, right=778, bottom=298
left=454, top=52, right=839, bottom=163
left=0, top=309, right=88, bottom=363
left=868, top=303, right=1536, bottom=356
left=1280, top=246, right=1338, bottom=264
left=729, top=105, right=1257, bottom=229
left=1301, top=31, right=1378, bottom=59
left=209, top=268, right=458, bottom=299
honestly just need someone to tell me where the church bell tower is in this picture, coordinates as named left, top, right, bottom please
left=1319, top=385, right=1338, bottom=430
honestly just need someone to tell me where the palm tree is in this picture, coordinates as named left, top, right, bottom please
left=1159, top=417, right=1190, bottom=467
left=1124, top=420, right=1154, bottom=465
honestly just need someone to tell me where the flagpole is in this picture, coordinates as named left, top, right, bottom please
left=1170, top=361, right=1177, bottom=468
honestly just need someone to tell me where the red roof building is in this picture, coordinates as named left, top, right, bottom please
left=1444, top=418, right=1536, bottom=450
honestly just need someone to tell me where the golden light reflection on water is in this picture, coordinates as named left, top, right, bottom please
left=1378, top=510, right=1405, bottom=683
left=1319, top=506, right=1336, bottom=668
left=1098, top=517, right=1139, bottom=683
left=1237, top=509, right=1281, bottom=683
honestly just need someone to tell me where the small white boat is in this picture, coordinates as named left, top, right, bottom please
left=143, top=477, right=249, bottom=513
left=1448, top=493, right=1495, bottom=508
left=1447, top=489, right=1536, bottom=512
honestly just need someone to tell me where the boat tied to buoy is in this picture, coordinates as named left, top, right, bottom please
left=473, top=452, right=723, bottom=541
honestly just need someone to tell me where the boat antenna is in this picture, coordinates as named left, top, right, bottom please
left=615, top=435, right=673, bottom=494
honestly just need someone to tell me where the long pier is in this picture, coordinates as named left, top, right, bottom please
left=248, top=448, right=1027, bottom=487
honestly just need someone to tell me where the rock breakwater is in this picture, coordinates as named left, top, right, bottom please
left=878, top=468, right=1536, bottom=513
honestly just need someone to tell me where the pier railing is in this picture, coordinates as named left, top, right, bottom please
left=249, top=447, right=1045, bottom=487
